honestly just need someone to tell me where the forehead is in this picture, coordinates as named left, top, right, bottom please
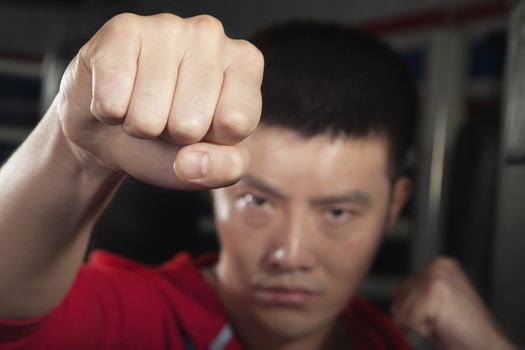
left=244, top=126, right=390, bottom=195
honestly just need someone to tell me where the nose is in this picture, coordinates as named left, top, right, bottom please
left=264, top=208, right=315, bottom=273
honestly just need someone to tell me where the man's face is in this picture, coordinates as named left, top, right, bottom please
left=211, top=125, right=409, bottom=340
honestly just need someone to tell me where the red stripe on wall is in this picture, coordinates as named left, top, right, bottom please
left=361, top=0, right=508, bottom=34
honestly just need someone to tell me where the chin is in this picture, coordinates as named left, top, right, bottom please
left=249, top=303, right=334, bottom=340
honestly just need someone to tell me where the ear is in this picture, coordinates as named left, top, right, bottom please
left=386, top=176, right=412, bottom=232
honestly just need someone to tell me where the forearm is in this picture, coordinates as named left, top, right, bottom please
left=0, top=10, right=261, bottom=320
left=0, top=97, right=125, bottom=319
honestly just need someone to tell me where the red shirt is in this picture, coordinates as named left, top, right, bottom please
left=0, top=251, right=411, bottom=350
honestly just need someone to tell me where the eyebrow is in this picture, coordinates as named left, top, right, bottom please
left=241, top=173, right=371, bottom=208
left=310, top=191, right=371, bottom=208
left=241, top=174, right=287, bottom=199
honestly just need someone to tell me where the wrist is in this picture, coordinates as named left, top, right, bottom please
left=47, top=94, right=124, bottom=180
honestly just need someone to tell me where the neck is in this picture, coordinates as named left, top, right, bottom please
left=201, top=266, right=352, bottom=350
left=239, top=315, right=350, bottom=350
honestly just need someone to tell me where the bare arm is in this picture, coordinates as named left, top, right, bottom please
left=0, top=100, right=125, bottom=319
left=0, top=13, right=263, bottom=320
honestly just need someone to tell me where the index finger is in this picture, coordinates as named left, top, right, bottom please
left=81, top=13, right=141, bottom=124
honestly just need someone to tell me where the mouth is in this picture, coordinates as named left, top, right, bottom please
left=253, top=285, right=318, bottom=306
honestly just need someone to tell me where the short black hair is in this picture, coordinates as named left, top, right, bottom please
left=251, top=21, right=418, bottom=180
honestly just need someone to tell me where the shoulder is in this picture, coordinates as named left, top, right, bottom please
left=85, top=249, right=193, bottom=271
left=81, top=249, right=209, bottom=296
left=83, top=250, right=224, bottom=313
left=84, top=250, right=231, bottom=348
left=86, top=249, right=217, bottom=274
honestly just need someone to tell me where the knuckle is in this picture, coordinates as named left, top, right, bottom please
left=192, top=15, right=225, bottom=37
left=168, top=117, right=207, bottom=144
left=90, top=57, right=133, bottom=111
left=92, top=98, right=127, bottom=122
left=153, top=13, right=184, bottom=32
left=153, top=12, right=181, bottom=22
left=238, top=40, right=265, bottom=66
left=215, top=108, right=255, bottom=141
left=427, top=277, right=450, bottom=301
left=431, top=256, right=459, bottom=272
left=234, top=39, right=265, bottom=74
left=123, top=115, right=162, bottom=139
left=423, top=264, right=450, bottom=295
left=106, top=13, right=140, bottom=33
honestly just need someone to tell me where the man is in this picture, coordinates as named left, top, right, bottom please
left=0, top=13, right=515, bottom=350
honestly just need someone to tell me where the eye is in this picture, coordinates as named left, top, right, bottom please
left=233, top=192, right=273, bottom=228
left=246, top=193, right=268, bottom=207
left=236, top=193, right=270, bottom=210
left=330, top=208, right=345, bottom=217
left=324, top=207, right=352, bottom=223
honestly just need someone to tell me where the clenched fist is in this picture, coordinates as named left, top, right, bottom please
left=392, top=257, right=516, bottom=350
left=58, top=13, right=263, bottom=189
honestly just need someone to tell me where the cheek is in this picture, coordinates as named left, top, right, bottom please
left=215, top=218, right=271, bottom=292
left=321, top=217, right=386, bottom=302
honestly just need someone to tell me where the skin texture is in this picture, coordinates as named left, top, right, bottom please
left=0, top=12, right=516, bottom=350
left=60, top=13, right=263, bottom=189
left=208, top=126, right=412, bottom=350
left=0, top=13, right=262, bottom=319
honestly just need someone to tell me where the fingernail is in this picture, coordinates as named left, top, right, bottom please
left=180, top=151, right=209, bottom=180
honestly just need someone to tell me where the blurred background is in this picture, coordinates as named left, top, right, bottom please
left=1, top=0, right=524, bottom=347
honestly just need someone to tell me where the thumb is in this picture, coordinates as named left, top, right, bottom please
left=175, top=142, right=249, bottom=189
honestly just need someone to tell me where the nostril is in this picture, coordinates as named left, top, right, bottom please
left=273, top=248, right=285, bottom=261
left=267, top=247, right=286, bottom=270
